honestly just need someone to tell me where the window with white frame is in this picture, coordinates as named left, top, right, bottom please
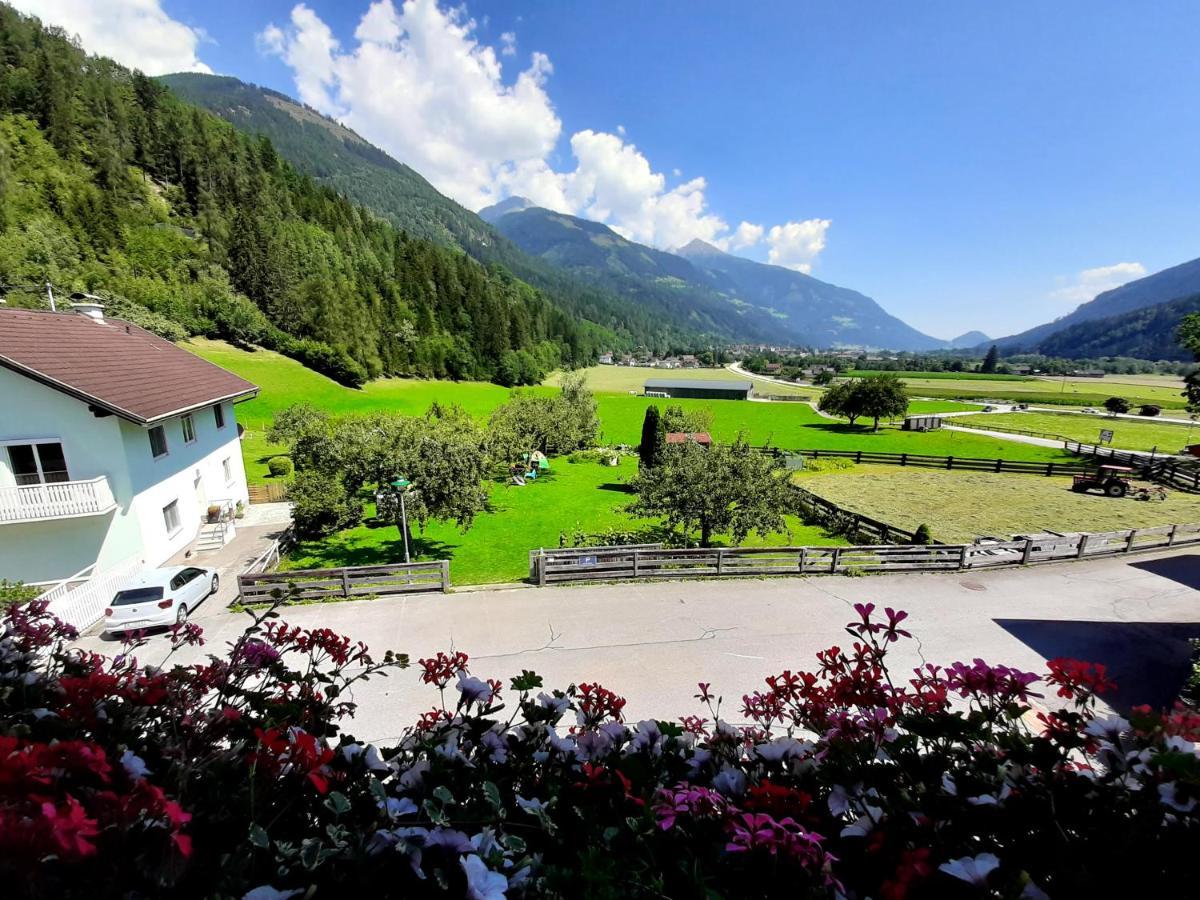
left=162, top=499, right=181, bottom=535
left=213, top=403, right=226, bottom=429
left=222, top=457, right=233, bottom=484
left=148, top=426, right=168, bottom=459
left=181, top=414, right=197, bottom=444
left=6, top=442, right=69, bottom=485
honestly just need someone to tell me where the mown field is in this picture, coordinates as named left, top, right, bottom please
left=188, top=340, right=1069, bottom=484
left=551, top=364, right=818, bottom=397
left=282, top=455, right=844, bottom=585
left=798, top=464, right=1200, bottom=543
left=877, top=373, right=1189, bottom=409
left=961, top=410, right=1199, bottom=453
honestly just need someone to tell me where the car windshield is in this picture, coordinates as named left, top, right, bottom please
left=112, top=587, right=164, bottom=606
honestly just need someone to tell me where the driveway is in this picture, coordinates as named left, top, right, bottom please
left=72, top=548, right=1200, bottom=745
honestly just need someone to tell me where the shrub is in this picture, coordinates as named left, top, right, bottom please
left=267, top=455, right=294, bottom=478
left=1140, top=404, right=1162, bottom=417
left=1104, top=396, right=1132, bottom=415
left=0, top=580, right=40, bottom=608
left=3, top=600, right=1199, bottom=897
left=286, top=470, right=363, bottom=538
left=912, top=523, right=933, bottom=544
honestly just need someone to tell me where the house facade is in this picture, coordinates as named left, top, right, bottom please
left=0, top=307, right=257, bottom=585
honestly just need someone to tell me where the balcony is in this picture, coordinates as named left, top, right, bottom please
left=0, top=476, right=118, bottom=524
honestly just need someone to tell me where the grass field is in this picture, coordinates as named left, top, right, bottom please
left=552, top=364, right=817, bottom=397
left=848, top=370, right=1028, bottom=381
left=964, top=411, right=1199, bottom=453
left=799, top=464, right=1200, bottom=543
left=878, top=373, right=1189, bottom=409
left=188, top=340, right=1070, bottom=484
left=282, top=455, right=845, bottom=584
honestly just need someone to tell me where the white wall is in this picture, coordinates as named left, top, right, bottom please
left=0, top=368, right=250, bottom=583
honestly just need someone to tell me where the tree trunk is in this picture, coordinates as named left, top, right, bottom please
left=700, top=520, right=712, bottom=547
left=873, top=416, right=881, bottom=432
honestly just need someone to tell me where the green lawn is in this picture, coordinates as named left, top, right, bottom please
left=549, top=364, right=817, bottom=398
left=282, top=455, right=845, bottom=585
left=187, top=339, right=1073, bottom=485
left=875, top=373, right=1189, bottom=409
left=799, top=464, right=1200, bottom=543
left=959, top=410, right=1199, bottom=454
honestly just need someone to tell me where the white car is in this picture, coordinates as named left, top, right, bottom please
left=104, top=566, right=218, bottom=634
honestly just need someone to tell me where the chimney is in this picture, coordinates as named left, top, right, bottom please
left=69, top=292, right=106, bottom=323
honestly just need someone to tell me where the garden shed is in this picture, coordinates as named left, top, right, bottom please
left=902, top=414, right=943, bottom=432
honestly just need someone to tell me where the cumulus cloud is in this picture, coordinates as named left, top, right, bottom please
left=765, top=220, right=832, bottom=273
left=261, top=0, right=828, bottom=263
left=1050, top=262, right=1147, bottom=304
left=11, top=0, right=212, bottom=75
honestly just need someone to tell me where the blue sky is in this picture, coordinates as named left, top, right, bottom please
left=19, top=1, right=1200, bottom=340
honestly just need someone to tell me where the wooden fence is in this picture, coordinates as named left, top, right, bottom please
left=528, top=543, right=663, bottom=579
left=531, top=522, right=1200, bottom=585
left=238, top=561, right=449, bottom=604
left=1064, top=441, right=1200, bottom=493
left=241, top=527, right=295, bottom=578
left=790, top=486, right=924, bottom=544
left=770, top=447, right=1095, bottom=477
left=248, top=482, right=288, bottom=504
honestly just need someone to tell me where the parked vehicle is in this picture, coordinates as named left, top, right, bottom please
left=104, top=566, right=218, bottom=634
left=1070, top=465, right=1135, bottom=498
left=1183, top=444, right=1200, bottom=458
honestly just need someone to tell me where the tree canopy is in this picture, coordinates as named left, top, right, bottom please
left=628, top=438, right=792, bottom=546
left=818, top=375, right=909, bottom=430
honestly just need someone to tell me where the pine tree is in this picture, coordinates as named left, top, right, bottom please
left=981, top=344, right=1000, bottom=374
left=639, top=406, right=666, bottom=468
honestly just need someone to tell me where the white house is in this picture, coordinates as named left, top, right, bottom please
left=0, top=305, right=258, bottom=588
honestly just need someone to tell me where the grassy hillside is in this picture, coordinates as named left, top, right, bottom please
left=961, top=410, right=1198, bottom=453
left=191, top=339, right=1072, bottom=484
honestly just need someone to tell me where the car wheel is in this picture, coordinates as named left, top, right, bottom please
left=176, top=604, right=189, bottom=625
left=210, top=574, right=219, bottom=596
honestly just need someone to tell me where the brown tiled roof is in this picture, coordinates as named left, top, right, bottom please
left=665, top=431, right=713, bottom=445
left=0, top=309, right=257, bottom=424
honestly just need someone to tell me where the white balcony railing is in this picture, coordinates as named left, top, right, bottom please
left=0, top=476, right=118, bottom=524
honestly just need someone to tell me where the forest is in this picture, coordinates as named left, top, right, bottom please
left=0, top=5, right=611, bottom=385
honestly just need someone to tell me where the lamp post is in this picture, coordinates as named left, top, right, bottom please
left=391, top=477, right=412, bottom=564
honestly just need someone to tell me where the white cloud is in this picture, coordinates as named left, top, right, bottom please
left=1050, top=261, right=1147, bottom=304
left=261, top=0, right=829, bottom=265
left=11, top=0, right=212, bottom=75
left=765, top=220, right=831, bottom=273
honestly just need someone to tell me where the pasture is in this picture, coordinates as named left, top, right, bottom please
left=282, top=455, right=844, bottom=585
left=961, top=410, right=1199, bottom=454
left=188, top=340, right=1070, bottom=485
left=551, top=364, right=817, bottom=397
left=846, top=372, right=1189, bottom=409
left=798, top=464, right=1200, bottom=543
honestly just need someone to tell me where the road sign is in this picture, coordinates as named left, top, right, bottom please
left=1099, top=429, right=1114, bottom=444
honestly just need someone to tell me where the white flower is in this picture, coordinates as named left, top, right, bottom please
left=515, top=795, right=547, bottom=814
left=536, top=693, right=570, bottom=716
left=481, top=730, right=508, bottom=763
left=462, top=853, right=508, bottom=900
left=398, top=759, right=430, bottom=790
left=1084, top=716, right=1131, bottom=739
left=381, top=796, right=418, bottom=819
left=840, top=803, right=884, bottom=838
left=1158, top=782, right=1197, bottom=813
left=243, top=888, right=302, bottom=900
left=1165, top=735, right=1200, bottom=756
left=628, top=720, right=663, bottom=755
left=828, top=784, right=852, bottom=817
left=939, top=852, right=1000, bottom=886
left=342, top=742, right=390, bottom=772
left=754, top=737, right=812, bottom=763
left=457, top=673, right=494, bottom=706
left=941, top=773, right=957, bottom=796
left=712, top=767, right=746, bottom=797
left=120, top=749, right=149, bottom=780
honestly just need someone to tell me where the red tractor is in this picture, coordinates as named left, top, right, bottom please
left=1071, top=465, right=1135, bottom=498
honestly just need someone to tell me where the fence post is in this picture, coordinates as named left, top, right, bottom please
left=994, top=458, right=1002, bottom=472
left=958, top=545, right=968, bottom=569
left=537, top=552, right=547, bottom=587
left=633, top=549, right=640, bottom=579
left=716, top=548, right=725, bottom=576
left=1075, top=534, right=1090, bottom=558
left=440, top=560, right=450, bottom=592
left=856, top=450, right=862, bottom=463
left=1021, top=538, right=1033, bottom=564
left=1125, top=529, right=1138, bottom=552
left=340, top=568, right=350, bottom=599
left=830, top=546, right=841, bottom=573
left=947, top=456, right=954, bottom=470
left=799, top=547, right=807, bottom=574
left=1046, top=463, right=1054, bottom=476
left=900, top=453, right=908, bottom=466
left=1168, top=523, right=1179, bottom=547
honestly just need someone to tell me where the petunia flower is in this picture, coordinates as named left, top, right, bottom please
left=939, top=852, right=1000, bottom=886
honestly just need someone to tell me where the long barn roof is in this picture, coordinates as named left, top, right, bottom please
left=644, top=378, right=753, bottom=392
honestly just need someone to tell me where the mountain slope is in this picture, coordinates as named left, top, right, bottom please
left=674, top=240, right=946, bottom=351
left=948, top=330, right=990, bottom=349
left=0, top=5, right=600, bottom=387
left=995, top=257, right=1200, bottom=352
left=1034, top=293, right=1200, bottom=361
left=159, top=73, right=699, bottom=349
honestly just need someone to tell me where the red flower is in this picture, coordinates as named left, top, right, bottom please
left=418, top=651, right=470, bottom=688
left=42, top=795, right=100, bottom=859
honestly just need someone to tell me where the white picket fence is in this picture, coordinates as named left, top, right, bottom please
left=34, top=557, right=142, bottom=633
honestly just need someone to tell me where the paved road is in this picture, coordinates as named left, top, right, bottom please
left=75, top=548, right=1200, bottom=744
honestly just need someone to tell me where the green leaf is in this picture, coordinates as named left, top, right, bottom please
left=510, top=669, right=544, bottom=691
left=324, top=791, right=351, bottom=815
left=483, top=781, right=503, bottom=812
left=502, top=833, right=527, bottom=854
left=432, top=785, right=456, bottom=807
left=248, top=824, right=269, bottom=849
left=299, top=838, right=322, bottom=870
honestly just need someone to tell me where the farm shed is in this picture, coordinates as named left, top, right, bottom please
left=903, top=414, right=943, bottom=431
left=644, top=378, right=754, bottom=400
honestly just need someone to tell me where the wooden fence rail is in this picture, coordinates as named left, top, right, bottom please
left=528, top=543, right=663, bottom=580
left=238, top=560, right=449, bottom=604
left=790, top=486, right=923, bottom=544
left=531, top=523, right=1200, bottom=585
left=762, top=447, right=1096, bottom=477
